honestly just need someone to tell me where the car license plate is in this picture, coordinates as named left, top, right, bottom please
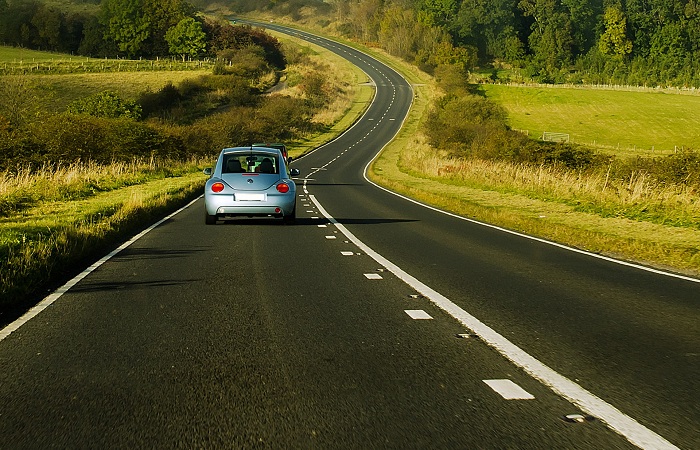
left=235, top=193, right=265, bottom=201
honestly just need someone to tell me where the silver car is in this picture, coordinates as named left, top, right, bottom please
left=203, top=147, right=300, bottom=224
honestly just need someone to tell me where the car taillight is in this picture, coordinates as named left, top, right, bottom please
left=211, top=182, right=225, bottom=193
left=276, top=183, right=290, bottom=193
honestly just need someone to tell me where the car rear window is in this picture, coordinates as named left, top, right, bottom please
left=223, top=153, right=278, bottom=174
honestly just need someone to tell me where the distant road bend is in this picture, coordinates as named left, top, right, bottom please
left=0, top=20, right=697, bottom=450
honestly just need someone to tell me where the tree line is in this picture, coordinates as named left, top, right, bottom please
left=0, top=0, right=282, bottom=63
left=232, top=0, right=700, bottom=87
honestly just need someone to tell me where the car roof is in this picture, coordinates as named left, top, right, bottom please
left=252, top=143, right=286, bottom=148
left=223, top=146, right=280, bottom=154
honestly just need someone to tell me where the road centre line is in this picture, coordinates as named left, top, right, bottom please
left=281, top=32, right=679, bottom=446
left=405, top=310, right=433, bottom=320
left=308, top=194, right=678, bottom=450
left=263, top=25, right=678, bottom=445
left=484, top=379, right=535, bottom=400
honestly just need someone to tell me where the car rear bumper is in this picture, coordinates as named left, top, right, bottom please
left=205, top=196, right=296, bottom=217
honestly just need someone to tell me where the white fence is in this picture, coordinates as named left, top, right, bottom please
left=542, top=132, right=570, bottom=143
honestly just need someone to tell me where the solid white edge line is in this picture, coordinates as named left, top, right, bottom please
left=309, top=194, right=678, bottom=450
left=362, top=150, right=699, bottom=284
left=0, top=196, right=203, bottom=342
left=261, top=26, right=680, bottom=447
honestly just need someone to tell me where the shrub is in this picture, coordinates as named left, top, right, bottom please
left=138, top=83, right=183, bottom=118
left=423, top=94, right=508, bottom=155
left=68, top=91, right=142, bottom=120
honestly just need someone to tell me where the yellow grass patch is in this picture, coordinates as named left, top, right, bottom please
left=17, top=70, right=210, bottom=111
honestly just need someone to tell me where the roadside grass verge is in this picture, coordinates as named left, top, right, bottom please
left=237, top=14, right=700, bottom=275
left=0, top=34, right=364, bottom=317
left=0, top=159, right=207, bottom=316
left=359, top=47, right=700, bottom=276
left=480, top=84, right=700, bottom=156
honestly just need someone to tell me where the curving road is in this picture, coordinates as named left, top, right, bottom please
left=0, top=23, right=697, bottom=449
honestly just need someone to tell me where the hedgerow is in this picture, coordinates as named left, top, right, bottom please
left=423, top=64, right=700, bottom=190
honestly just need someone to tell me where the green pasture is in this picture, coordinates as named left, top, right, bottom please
left=480, top=84, right=700, bottom=156
left=37, top=71, right=210, bottom=111
left=1, top=46, right=211, bottom=112
left=0, top=46, right=91, bottom=62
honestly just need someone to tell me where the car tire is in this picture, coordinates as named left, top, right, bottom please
left=205, top=212, right=217, bottom=225
left=283, top=206, right=296, bottom=224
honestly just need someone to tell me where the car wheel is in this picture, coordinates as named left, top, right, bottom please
left=283, top=206, right=296, bottom=224
left=205, top=212, right=217, bottom=225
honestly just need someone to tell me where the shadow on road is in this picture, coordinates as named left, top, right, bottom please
left=71, top=279, right=200, bottom=294
left=112, top=247, right=209, bottom=261
left=212, top=217, right=417, bottom=226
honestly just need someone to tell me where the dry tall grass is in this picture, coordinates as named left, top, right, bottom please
left=1, top=160, right=206, bottom=304
left=0, top=158, right=208, bottom=216
left=399, top=137, right=700, bottom=229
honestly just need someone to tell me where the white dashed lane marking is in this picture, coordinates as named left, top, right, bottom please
left=405, top=310, right=433, bottom=320
left=484, top=379, right=535, bottom=400
left=308, top=194, right=679, bottom=450
left=364, top=273, right=383, bottom=280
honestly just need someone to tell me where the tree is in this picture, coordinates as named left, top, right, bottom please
left=378, top=5, right=420, bottom=60
left=142, top=0, right=194, bottom=56
left=0, top=75, right=44, bottom=129
left=205, top=22, right=285, bottom=69
left=1, top=0, right=41, bottom=47
left=79, top=15, right=118, bottom=57
left=599, top=5, right=633, bottom=57
left=346, top=0, right=382, bottom=42
left=519, top=0, right=574, bottom=73
left=31, top=6, right=64, bottom=51
left=165, top=17, right=206, bottom=61
left=101, top=0, right=151, bottom=57
left=454, top=0, right=525, bottom=62
left=419, top=0, right=458, bottom=28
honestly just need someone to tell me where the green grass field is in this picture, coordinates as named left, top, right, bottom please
left=1, top=46, right=211, bottom=112
left=480, top=84, right=700, bottom=156
left=0, top=46, right=92, bottom=62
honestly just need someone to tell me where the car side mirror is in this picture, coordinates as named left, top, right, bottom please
left=290, top=168, right=300, bottom=177
left=203, top=167, right=212, bottom=176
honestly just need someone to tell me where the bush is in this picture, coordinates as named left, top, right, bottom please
left=138, top=83, right=183, bottom=118
left=423, top=94, right=508, bottom=155
left=67, top=91, right=142, bottom=120
left=611, top=150, right=700, bottom=190
left=28, top=114, right=187, bottom=164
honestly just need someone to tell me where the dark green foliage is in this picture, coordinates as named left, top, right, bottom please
left=0, top=129, right=45, bottom=170
left=165, top=17, right=207, bottom=60
left=204, top=22, right=286, bottom=70
left=0, top=0, right=285, bottom=69
left=68, top=91, right=142, bottom=120
left=20, top=113, right=187, bottom=166
left=424, top=65, right=700, bottom=191
left=137, top=74, right=257, bottom=123
left=237, top=0, right=699, bottom=88
left=138, top=83, right=183, bottom=118
left=613, top=151, right=700, bottom=188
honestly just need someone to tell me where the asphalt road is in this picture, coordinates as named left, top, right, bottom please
left=0, top=23, right=698, bottom=449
